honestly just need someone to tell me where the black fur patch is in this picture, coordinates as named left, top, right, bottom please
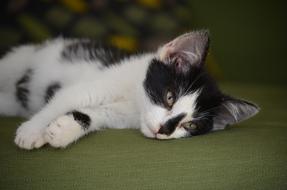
left=61, top=40, right=131, bottom=67
left=15, top=69, right=33, bottom=109
left=144, top=59, right=224, bottom=136
left=45, top=82, right=61, bottom=103
left=70, top=111, right=91, bottom=130
left=158, top=113, right=186, bottom=135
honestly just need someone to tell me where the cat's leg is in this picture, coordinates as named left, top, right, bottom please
left=44, top=101, right=139, bottom=148
left=14, top=82, right=130, bottom=149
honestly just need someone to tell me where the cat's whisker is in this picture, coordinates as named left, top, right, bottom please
left=182, top=72, right=206, bottom=96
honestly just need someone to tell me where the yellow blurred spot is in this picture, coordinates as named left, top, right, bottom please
left=60, top=0, right=88, bottom=13
left=137, top=0, right=161, bottom=9
left=109, top=35, right=138, bottom=52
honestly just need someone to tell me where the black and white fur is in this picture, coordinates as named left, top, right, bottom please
left=0, top=31, right=259, bottom=149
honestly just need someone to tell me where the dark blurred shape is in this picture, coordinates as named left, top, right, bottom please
left=0, top=0, right=222, bottom=79
left=0, top=0, right=192, bottom=53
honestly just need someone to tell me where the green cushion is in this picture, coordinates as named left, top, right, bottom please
left=0, top=83, right=286, bottom=190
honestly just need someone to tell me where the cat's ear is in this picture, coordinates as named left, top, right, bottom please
left=213, top=96, right=260, bottom=130
left=158, top=30, right=209, bottom=71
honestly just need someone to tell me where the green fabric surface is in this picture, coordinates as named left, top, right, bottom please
left=0, top=83, right=286, bottom=190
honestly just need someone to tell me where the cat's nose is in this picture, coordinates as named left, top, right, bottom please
left=158, top=113, right=186, bottom=135
left=157, top=124, right=171, bottom=135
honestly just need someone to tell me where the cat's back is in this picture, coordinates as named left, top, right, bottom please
left=30, top=38, right=131, bottom=85
left=0, top=38, right=137, bottom=116
left=0, top=38, right=134, bottom=87
left=0, top=37, right=131, bottom=71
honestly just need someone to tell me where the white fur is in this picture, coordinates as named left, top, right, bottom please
left=0, top=38, right=200, bottom=149
left=45, top=115, right=84, bottom=148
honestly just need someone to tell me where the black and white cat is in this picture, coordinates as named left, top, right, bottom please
left=0, top=30, right=259, bottom=150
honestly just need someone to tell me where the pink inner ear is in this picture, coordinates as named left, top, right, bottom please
left=159, top=43, right=189, bottom=72
left=175, top=56, right=183, bottom=68
left=174, top=55, right=191, bottom=73
left=159, top=43, right=176, bottom=61
left=166, top=42, right=174, bottom=47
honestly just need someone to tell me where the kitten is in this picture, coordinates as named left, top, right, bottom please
left=0, top=30, right=259, bottom=149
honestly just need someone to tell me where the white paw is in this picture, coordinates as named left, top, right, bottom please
left=15, top=121, right=46, bottom=150
left=44, top=115, right=83, bottom=148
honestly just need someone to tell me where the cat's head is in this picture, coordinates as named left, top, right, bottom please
left=140, top=30, right=259, bottom=139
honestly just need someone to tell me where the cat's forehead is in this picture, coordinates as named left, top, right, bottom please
left=143, top=58, right=204, bottom=104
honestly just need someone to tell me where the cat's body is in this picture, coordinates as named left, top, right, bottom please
left=0, top=31, right=259, bottom=149
left=0, top=39, right=149, bottom=117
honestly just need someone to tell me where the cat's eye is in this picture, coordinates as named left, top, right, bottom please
left=166, top=91, right=175, bottom=108
left=181, top=121, right=197, bottom=130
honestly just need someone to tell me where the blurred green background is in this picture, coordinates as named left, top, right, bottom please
left=1, top=0, right=286, bottom=85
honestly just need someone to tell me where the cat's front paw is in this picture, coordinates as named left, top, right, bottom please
left=15, top=121, right=46, bottom=150
left=44, top=115, right=83, bottom=148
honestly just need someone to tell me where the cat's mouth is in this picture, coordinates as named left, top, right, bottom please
left=141, top=112, right=194, bottom=139
left=155, top=124, right=191, bottom=140
left=142, top=120, right=192, bottom=140
left=156, top=121, right=194, bottom=137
